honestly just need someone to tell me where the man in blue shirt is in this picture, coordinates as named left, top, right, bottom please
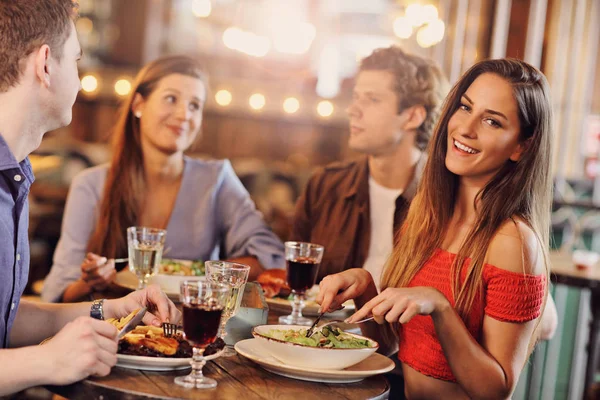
left=0, top=1, right=180, bottom=395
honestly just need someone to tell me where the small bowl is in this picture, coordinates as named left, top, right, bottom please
left=251, top=324, right=378, bottom=370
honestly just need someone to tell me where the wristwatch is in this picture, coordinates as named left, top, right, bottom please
left=90, top=298, right=105, bottom=320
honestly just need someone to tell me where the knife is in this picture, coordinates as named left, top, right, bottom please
left=117, top=307, right=147, bottom=339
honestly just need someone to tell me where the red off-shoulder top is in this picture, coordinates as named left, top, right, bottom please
left=397, top=249, right=546, bottom=381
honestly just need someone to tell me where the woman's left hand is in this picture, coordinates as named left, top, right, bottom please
left=347, top=286, right=450, bottom=325
left=104, top=284, right=181, bottom=327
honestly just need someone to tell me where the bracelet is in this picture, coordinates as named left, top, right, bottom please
left=90, top=298, right=105, bottom=320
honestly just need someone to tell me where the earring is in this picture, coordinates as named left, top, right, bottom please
left=134, top=111, right=142, bottom=118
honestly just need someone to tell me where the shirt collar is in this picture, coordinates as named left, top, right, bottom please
left=343, top=157, right=370, bottom=204
left=343, top=153, right=426, bottom=202
left=0, top=133, right=20, bottom=171
left=0, top=133, right=35, bottom=184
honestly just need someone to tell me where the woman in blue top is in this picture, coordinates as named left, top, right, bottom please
left=42, top=55, right=285, bottom=303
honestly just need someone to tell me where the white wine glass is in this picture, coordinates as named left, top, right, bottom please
left=205, top=260, right=250, bottom=356
left=127, top=226, right=167, bottom=290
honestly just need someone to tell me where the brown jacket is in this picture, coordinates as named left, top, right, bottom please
left=291, top=156, right=423, bottom=282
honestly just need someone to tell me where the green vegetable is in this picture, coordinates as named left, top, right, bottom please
left=264, top=327, right=372, bottom=349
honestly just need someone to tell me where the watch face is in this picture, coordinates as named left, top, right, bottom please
left=91, top=300, right=104, bottom=320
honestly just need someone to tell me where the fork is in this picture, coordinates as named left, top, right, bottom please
left=305, top=305, right=346, bottom=338
left=162, top=322, right=179, bottom=338
left=306, top=316, right=375, bottom=338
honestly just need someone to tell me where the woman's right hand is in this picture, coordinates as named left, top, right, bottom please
left=316, top=268, right=374, bottom=314
left=81, top=253, right=117, bottom=291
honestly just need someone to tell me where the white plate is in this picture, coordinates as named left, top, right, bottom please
left=234, top=339, right=394, bottom=383
left=113, top=260, right=204, bottom=298
left=265, top=285, right=354, bottom=317
left=116, top=348, right=224, bottom=371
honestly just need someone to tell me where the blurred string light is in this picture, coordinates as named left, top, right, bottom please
left=215, top=89, right=232, bottom=106
left=76, top=17, right=94, bottom=35
left=114, top=78, right=132, bottom=96
left=273, top=22, right=316, bottom=55
left=393, top=16, right=412, bottom=39
left=316, top=42, right=341, bottom=99
left=249, top=93, right=266, bottom=110
left=265, top=1, right=316, bottom=55
left=81, top=75, right=98, bottom=93
left=223, top=27, right=270, bottom=58
left=416, top=18, right=445, bottom=48
left=192, top=0, right=212, bottom=18
left=283, top=97, right=300, bottom=114
left=393, top=3, right=445, bottom=48
left=317, top=100, right=334, bottom=118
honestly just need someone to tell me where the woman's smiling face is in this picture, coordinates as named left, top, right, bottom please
left=445, top=73, right=525, bottom=186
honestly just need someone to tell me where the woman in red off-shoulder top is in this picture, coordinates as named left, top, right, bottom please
left=318, top=58, right=553, bottom=400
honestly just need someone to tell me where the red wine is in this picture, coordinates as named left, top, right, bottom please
left=182, top=305, right=223, bottom=348
left=286, top=257, right=320, bottom=293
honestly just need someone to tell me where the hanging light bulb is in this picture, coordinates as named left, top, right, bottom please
left=393, top=16, right=413, bottom=39
left=317, top=100, right=334, bottom=118
left=283, top=97, right=300, bottom=114
left=215, top=90, right=232, bottom=106
left=249, top=93, right=266, bottom=110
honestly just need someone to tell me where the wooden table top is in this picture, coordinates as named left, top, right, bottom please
left=47, top=352, right=389, bottom=400
left=47, top=302, right=389, bottom=400
left=550, top=251, right=600, bottom=289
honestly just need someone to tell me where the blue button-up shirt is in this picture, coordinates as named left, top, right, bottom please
left=0, top=133, right=33, bottom=348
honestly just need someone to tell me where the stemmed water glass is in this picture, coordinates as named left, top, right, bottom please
left=278, top=241, right=324, bottom=326
left=127, top=226, right=167, bottom=290
left=205, top=261, right=250, bottom=356
left=175, top=280, right=230, bottom=389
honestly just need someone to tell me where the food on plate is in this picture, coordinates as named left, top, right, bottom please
left=204, top=337, right=226, bottom=356
left=105, top=308, right=140, bottom=330
left=159, top=259, right=205, bottom=276
left=107, top=310, right=224, bottom=358
left=257, top=269, right=290, bottom=298
left=263, top=326, right=372, bottom=349
left=118, top=325, right=192, bottom=357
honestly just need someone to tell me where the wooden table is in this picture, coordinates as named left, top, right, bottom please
left=46, top=352, right=389, bottom=400
left=550, top=251, right=600, bottom=395
left=46, top=308, right=390, bottom=399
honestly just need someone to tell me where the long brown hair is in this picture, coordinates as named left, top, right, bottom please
left=381, top=59, right=553, bottom=320
left=87, top=55, right=208, bottom=257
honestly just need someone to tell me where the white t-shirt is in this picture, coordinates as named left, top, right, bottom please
left=363, top=176, right=403, bottom=292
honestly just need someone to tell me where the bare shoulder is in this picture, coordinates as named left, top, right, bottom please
left=486, top=217, right=544, bottom=275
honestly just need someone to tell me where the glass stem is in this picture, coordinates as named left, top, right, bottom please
left=218, top=315, right=229, bottom=340
left=291, top=292, right=305, bottom=320
left=189, top=347, right=206, bottom=380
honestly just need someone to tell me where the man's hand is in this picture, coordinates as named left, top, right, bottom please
left=105, top=284, right=181, bottom=326
left=40, top=317, right=118, bottom=385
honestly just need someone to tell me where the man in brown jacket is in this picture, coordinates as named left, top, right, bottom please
left=292, top=46, right=447, bottom=288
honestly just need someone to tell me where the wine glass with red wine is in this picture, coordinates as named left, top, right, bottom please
left=278, top=241, right=324, bottom=325
left=175, top=281, right=229, bottom=389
